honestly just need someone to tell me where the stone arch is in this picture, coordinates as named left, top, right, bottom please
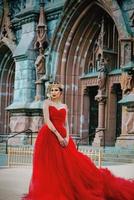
left=48, top=0, right=129, bottom=136
left=49, top=0, right=130, bottom=77
left=0, top=41, right=15, bottom=135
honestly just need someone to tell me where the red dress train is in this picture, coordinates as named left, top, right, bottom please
left=22, top=106, right=134, bottom=200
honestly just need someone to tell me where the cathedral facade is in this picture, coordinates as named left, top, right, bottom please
left=0, top=0, right=134, bottom=147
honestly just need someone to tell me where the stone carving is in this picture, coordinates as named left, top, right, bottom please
left=35, top=25, right=48, bottom=50
left=21, top=0, right=26, bottom=9
left=85, top=18, right=105, bottom=74
left=124, top=43, right=131, bottom=65
left=29, top=116, right=44, bottom=132
left=0, top=0, right=16, bottom=42
left=35, top=47, right=46, bottom=79
left=34, top=1, right=49, bottom=101
left=130, top=12, right=134, bottom=27
left=94, top=18, right=105, bottom=70
left=34, top=1, right=48, bottom=80
left=95, top=19, right=107, bottom=98
left=9, top=0, right=23, bottom=18
left=94, top=36, right=103, bottom=67
left=125, top=112, right=134, bottom=134
left=83, top=78, right=98, bottom=86
left=120, top=72, right=133, bottom=94
left=97, top=60, right=107, bottom=96
left=10, top=116, right=30, bottom=132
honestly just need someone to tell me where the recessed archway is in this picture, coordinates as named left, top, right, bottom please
left=0, top=42, right=15, bottom=135
left=48, top=0, right=128, bottom=140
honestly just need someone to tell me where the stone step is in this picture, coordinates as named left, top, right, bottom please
left=79, top=146, right=134, bottom=155
left=103, top=157, right=134, bottom=164
left=79, top=145, right=134, bottom=164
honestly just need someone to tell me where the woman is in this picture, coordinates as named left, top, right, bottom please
left=23, top=82, right=134, bottom=200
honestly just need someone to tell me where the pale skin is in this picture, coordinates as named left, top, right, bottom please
left=43, top=86, right=69, bottom=147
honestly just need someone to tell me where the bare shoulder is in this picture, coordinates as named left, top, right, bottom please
left=43, top=99, right=51, bottom=107
left=63, top=103, right=68, bottom=111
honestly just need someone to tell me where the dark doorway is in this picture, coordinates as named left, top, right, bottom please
left=115, top=84, right=122, bottom=138
left=0, top=44, right=15, bottom=135
left=88, top=86, right=98, bottom=144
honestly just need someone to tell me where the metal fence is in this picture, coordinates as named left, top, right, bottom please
left=7, top=146, right=103, bottom=167
left=8, top=146, right=33, bottom=167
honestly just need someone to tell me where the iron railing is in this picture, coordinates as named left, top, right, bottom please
left=0, top=129, right=104, bottom=167
left=0, top=129, right=35, bottom=154
left=73, top=129, right=105, bottom=150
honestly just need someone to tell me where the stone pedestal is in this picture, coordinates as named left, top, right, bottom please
left=116, top=106, right=134, bottom=148
left=8, top=109, right=44, bottom=145
left=93, top=94, right=106, bottom=147
left=117, top=88, right=134, bottom=148
left=116, top=135, right=134, bottom=148
left=92, top=128, right=105, bottom=147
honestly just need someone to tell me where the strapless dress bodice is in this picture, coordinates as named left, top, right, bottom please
left=49, top=105, right=66, bottom=125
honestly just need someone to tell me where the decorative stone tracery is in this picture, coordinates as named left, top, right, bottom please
left=0, top=0, right=16, bottom=49
left=48, top=0, right=133, bottom=147
left=120, top=72, right=133, bottom=95
left=34, top=1, right=49, bottom=101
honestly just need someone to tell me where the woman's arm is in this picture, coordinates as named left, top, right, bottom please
left=43, top=99, right=65, bottom=146
left=64, top=105, right=70, bottom=145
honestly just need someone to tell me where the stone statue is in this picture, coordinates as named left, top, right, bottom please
left=120, top=72, right=133, bottom=94
left=97, top=60, right=107, bottom=95
left=35, top=47, right=46, bottom=80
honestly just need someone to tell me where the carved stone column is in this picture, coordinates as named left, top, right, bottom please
left=30, top=0, right=49, bottom=138
left=98, top=98, right=105, bottom=129
left=92, top=95, right=106, bottom=146
left=34, top=0, right=49, bottom=101
left=0, top=0, right=16, bottom=49
left=92, top=59, right=107, bottom=146
left=6, top=1, right=48, bottom=144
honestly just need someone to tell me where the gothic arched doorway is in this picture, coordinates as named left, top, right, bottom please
left=0, top=42, right=15, bottom=135
left=48, top=0, right=129, bottom=145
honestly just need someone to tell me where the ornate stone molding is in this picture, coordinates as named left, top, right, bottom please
left=81, top=78, right=98, bottom=87
left=9, top=0, right=22, bottom=19
left=34, top=1, right=49, bottom=81
left=120, top=39, right=133, bottom=71
left=0, top=0, right=16, bottom=44
left=109, top=75, right=120, bottom=93
left=34, top=1, right=49, bottom=101
left=82, top=85, right=89, bottom=96
left=130, top=11, right=134, bottom=27
left=12, top=12, right=38, bottom=30
left=120, top=72, right=133, bottom=95
left=95, top=94, right=106, bottom=103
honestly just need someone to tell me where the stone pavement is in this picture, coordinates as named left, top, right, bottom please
left=0, top=167, right=32, bottom=200
left=0, top=164, right=134, bottom=200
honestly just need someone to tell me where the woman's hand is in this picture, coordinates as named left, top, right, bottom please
left=64, top=136, right=69, bottom=147
left=57, top=135, right=66, bottom=147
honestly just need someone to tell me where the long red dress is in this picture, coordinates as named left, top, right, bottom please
left=22, top=106, right=134, bottom=200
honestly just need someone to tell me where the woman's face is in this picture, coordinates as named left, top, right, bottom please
left=50, top=86, right=62, bottom=100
